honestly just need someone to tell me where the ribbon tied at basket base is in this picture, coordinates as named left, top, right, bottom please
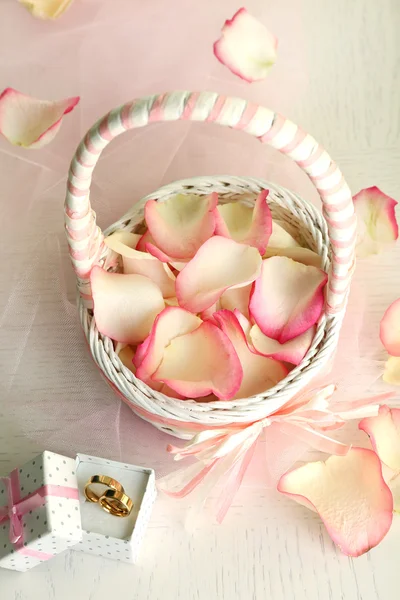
left=158, top=385, right=395, bottom=523
left=0, top=468, right=79, bottom=558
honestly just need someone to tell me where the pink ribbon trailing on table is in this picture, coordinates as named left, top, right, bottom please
left=157, top=385, right=395, bottom=523
left=0, top=468, right=79, bottom=560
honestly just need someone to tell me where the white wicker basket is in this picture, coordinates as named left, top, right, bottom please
left=64, top=91, right=356, bottom=440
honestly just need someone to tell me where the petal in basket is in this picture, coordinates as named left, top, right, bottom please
left=152, top=321, right=243, bottom=400
left=144, top=192, right=218, bottom=260
left=249, top=256, right=328, bottom=343
left=176, top=236, right=262, bottom=313
left=90, top=267, right=164, bottom=344
left=104, top=231, right=176, bottom=298
left=214, top=190, right=272, bottom=254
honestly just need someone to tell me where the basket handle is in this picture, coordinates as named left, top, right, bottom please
left=64, top=91, right=356, bottom=314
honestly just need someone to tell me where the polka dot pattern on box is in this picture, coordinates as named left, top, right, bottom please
left=0, top=451, right=81, bottom=572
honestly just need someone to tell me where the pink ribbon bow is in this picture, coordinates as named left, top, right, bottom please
left=0, top=467, right=79, bottom=559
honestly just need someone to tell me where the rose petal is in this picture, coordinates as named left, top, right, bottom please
left=353, top=186, right=398, bottom=258
left=0, top=88, right=79, bottom=148
left=359, top=405, right=400, bottom=473
left=383, top=356, right=400, bottom=385
left=390, top=473, right=400, bottom=513
left=165, top=297, right=179, bottom=307
left=233, top=309, right=252, bottom=338
left=214, top=310, right=288, bottom=399
left=249, top=257, right=327, bottom=343
left=90, top=266, right=164, bottom=344
left=263, top=247, right=322, bottom=268
left=250, top=323, right=315, bottom=365
left=176, top=236, right=262, bottom=313
left=144, top=192, right=218, bottom=260
left=268, top=221, right=299, bottom=248
left=380, top=298, right=400, bottom=356
left=220, top=284, right=252, bottom=319
left=200, top=301, right=221, bottom=324
left=117, top=346, right=136, bottom=374
left=152, top=321, right=242, bottom=399
left=136, top=307, right=202, bottom=383
left=105, top=230, right=176, bottom=298
left=278, top=448, right=393, bottom=557
left=214, top=190, right=272, bottom=254
left=19, top=0, right=74, bottom=19
left=213, top=8, right=277, bottom=83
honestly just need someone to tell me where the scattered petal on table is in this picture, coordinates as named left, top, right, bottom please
left=250, top=324, right=315, bottom=365
left=152, top=321, right=242, bottom=400
left=145, top=193, right=218, bottom=259
left=213, top=8, right=278, bottom=83
left=90, top=267, right=164, bottom=345
left=353, top=186, right=398, bottom=258
left=214, top=310, right=287, bottom=399
left=220, top=284, right=252, bottom=319
left=263, top=246, right=322, bottom=268
left=176, top=236, right=262, bottom=313
left=383, top=356, right=400, bottom=386
left=0, top=88, right=79, bottom=148
left=136, top=307, right=202, bottom=383
left=19, top=0, right=74, bottom=19
left=105, top=230, right=175, bottom=298
left=359, top=405, right=400, bottom=472
left=214, top=190, right=272, bottom=254
left=268, top=221, right=299, bottom=248
left=249, top=256, right=327, bottom=343
left=277, top=448, right=393, bottom=557
left=380, top=298, right=400, bottom=356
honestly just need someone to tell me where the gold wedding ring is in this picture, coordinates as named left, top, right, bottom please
left=99, top=489, right=133, bottom=517
left=84, top=475, right=125, bottom=503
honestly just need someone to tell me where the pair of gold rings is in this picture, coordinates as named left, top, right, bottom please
left=84, top=475, right=133, bottom=517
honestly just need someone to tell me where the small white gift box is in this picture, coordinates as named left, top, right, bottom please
left=0, top=451, right=156, bottom=571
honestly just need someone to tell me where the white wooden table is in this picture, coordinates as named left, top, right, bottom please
left=0, top=0, right=399, bottom=598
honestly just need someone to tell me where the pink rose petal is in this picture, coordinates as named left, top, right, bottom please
left=249, top=257, right=327, bottom=343
left=214, top=310, right=288, bottom=399
left=250, top=324, right=315, bottom=365
left=268, top=221, right=299, bottom=248
left=136, top=306, right=202, bottom=383
left=117, top=345, right=136, bottom=374
left=214, top=190, right=272, bottom=254
left=90, top=266, right=164, bottom=345
left=176, top=236, right=262, bottom=313
left=144, top=193, right=218, bottom=260
left=19, top=0, right=74, bottom=19
left=105, top=230, right=175, bottom=298
left=359, top=405, right=400, bottom=473
left=152, top=321, right=242, bottom=400
left=383, top=356, right=400, bottom=386
left=213, top=8, right=277, bottom=83
left=220, top=284, right=252, bottom=319
left=263, top=246, right=322, bottom=268
left=278, top=448, right=393, bottom=557
left=380, top=298, right=400, bottom=356
left=0, top=88, right=79, bottom=148
left=353, top=186, right=398, bottom=258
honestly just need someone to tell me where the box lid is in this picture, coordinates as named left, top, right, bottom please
left=0, top=451, right=82, bottom=572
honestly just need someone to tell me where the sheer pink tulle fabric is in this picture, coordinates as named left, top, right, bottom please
left=0, top=0, right=396, bottom=507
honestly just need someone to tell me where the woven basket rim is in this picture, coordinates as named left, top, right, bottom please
left=79, top=175, right=346, bottom=432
